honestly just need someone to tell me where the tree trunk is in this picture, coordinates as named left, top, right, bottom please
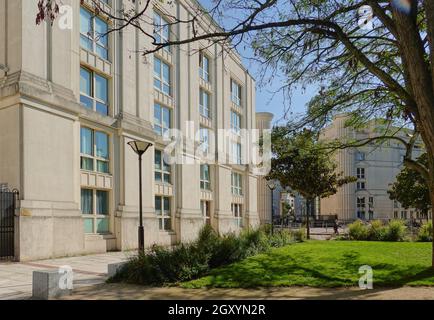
left=430, top=188, right=434, bottom=268
left=306, top=199, right=311, bottom=240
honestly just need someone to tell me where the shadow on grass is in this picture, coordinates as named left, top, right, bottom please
left=189, top=249, right=434, bottom=289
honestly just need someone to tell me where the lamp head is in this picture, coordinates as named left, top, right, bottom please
left=128, top=140, right=153, bottom=156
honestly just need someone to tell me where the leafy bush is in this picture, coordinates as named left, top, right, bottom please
left=367, top=220, right=387, bottom=241
left=348, top=220, right=369, bottom=240
left=417, top=221, right=433, bottom=242
left=383, top=220, right=407, bottom=242
left=111, top=224, right=299, bottom=286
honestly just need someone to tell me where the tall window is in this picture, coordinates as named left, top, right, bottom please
left=356, top=168, right=365, bottom=179
left=155, top=150, right=171, bottom=184
left=200, top=127, right=210, bottom=154
left=401, top=211, right=407, bottom=219
left=80, top=67, right=109, bottom=116
left=357, top=197, right=366, bottom=219
left=80, top=7, right=109, bottom=60
left=231, top=111, right=241, bottom=134
left=231, top=79, right=242, bottom=106
left=154, top=103, right=171, bottom=136
left=356, top=181, right=366, bottom=190
left=81, top=189, right=109, bottom=234
left=201, top=201, right=211, bottom=225
left=199, top=53, right=210, bottom=82
left=200, top=164, right=211, bottom=190
left=155, top=196, right=171, bottom=231
left=232, top=143, right=242, bottom=164
left=80, top=127, right=109, bottom=174
left=153, top=12, right=170, bottom=52
left=356, top=152, right=366, bottom=161
left=200, top=89, right=211, bottom=118
left=154, top=57, right=171, bottom=95
left=231, top=172, right=243, bottom=195
left=232, top=203, right=243, bottom=228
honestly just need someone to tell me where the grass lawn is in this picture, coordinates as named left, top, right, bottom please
left=181, top=241, right=434, bottom=288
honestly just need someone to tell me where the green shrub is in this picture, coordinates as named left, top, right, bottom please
left=110, top=225, right=298, bottom=286
left=348, top=220, right=369, bottom=240
left=417, top=221, right=433, bottom=242
left=267, top=229, right=296, bottom=247
left=367, top=220, right=387, bottom=241
left=383, top=220, right=407, bottom=242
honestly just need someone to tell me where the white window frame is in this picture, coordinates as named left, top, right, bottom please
left=155, top=150, right=171, bottom=184
left=80, top=127, right=110, bottom=174
left=200, top=127, right=210, bottom=154
left=200, top=89, right=211, bottom=119
left=153, top=11, right=171, bottom=53
left=231, top=79, right=242, bottom=106
left=155, top=196, right=172, bottom=231
left=80, top=67, right=110, bottom=116
left=356, top=181, right=366, bottom=190
left=154, top=103, right=172, bottom=136
left=231, top=110, right=241, bottom=134
left=357, top=197, right=366, bottom=218
left=81, top=188, right=110, bottom=235
left=232, top=203, right=243, bottom=228
left=80, top=6, right=110, bottom=61
left=356, top=168, right=365, bottom=179
left=232, top=143, right=242, bottom=164
left=154, top=57, right=171, bottom=95
left=200, top=164, right=211, bottom=190
left=231, top=172, right=243, bottom=196
left=201, top=200, right=211, bottom=225
left=199, top=53, right=210, bottom=82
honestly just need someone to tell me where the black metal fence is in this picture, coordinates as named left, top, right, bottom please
left=0, top=189, right=18, bottom=261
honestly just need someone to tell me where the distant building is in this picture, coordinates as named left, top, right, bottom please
left=320, top=114, right=429, bottom=221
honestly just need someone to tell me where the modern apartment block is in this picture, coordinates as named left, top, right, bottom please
left=320, top=114, right=428, bottom=221
left=0, top=0, right=259, bottom=261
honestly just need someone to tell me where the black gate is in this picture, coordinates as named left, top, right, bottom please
left=0, top=189, right=18, bottom=260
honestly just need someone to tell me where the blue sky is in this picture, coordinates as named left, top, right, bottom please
left=200, top=0, right=315, bottom=125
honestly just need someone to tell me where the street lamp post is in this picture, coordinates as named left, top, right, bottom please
left=128, top=140, right=153, bottom=254
left=267, top=181, right=276, bottom=234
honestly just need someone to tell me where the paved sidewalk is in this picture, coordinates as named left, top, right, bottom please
left=0, top=252, right=130, bottom=300
left=60, top=283, right=434, bottom=300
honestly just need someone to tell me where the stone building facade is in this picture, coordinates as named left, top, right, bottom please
left=320, top=114, right=429, bottom=221
left=0, top=0, right=259, bottom=261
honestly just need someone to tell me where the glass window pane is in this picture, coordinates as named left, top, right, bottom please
left=154, top=104, right=162, bottom=125
left=96, top=101, right=109, bottom=116
left=95, top=17, right=108, bottom=46
left=164, top=218, right=171, bottom=231
left=80, top=95, right=93, bottom=109
left=96, top=191, right=109, bottom=215
left=164, top=197, right=170, bottom=212
left=155, top=150, right=162, bottom=169
left=80, top=127, right=93, bottom=155
left=155, top=172, right=162, bottom=182
left=96, top=218, right=109, bottom=233
left=163, top=63, right=170, bottom=83
left=84, top=218, right=94, bottom=234
left=80, top=68, right=91, bottom=96
left=155, top=197, right=162, bottom=214
left=80, top=35, right=93, bottom=51
left=154, top=58, right=161, bottom=77
left=96, top=45, right=108, bottom=60
left=97, top=160, right=109, bottom=173
left=95, top=74, right=108, bottom=103
left=163, top=107, right=170, bottom=128
left=80, top=8, right=92, bottom=35
left=95, top=131, right=109, bottom=159
left=81, top=157, right=94, bottom=171
left=163, top=174, right=170, bottom=184
left=81, top=189, right=93, bottom=215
